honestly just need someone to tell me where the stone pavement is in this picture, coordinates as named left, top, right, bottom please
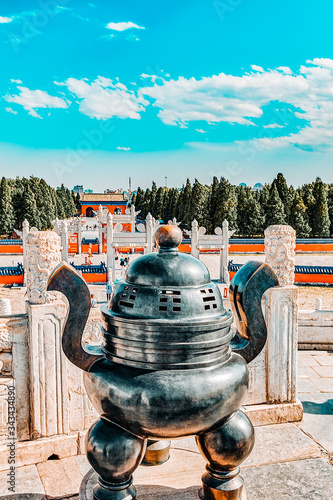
left=0, top=350, right=332, bottom=500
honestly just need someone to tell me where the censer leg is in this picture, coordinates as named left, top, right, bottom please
left=195, top=410, right=254, bottom=500
left=85, top=418, right=146, bottom=500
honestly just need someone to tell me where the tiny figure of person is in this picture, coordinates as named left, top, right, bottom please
left=91, top=294, right=96, bottom=308
left=106, top=281, right=113, bottom=301
left=120, top=256, right=125, bottom=268
left=124, top=256, right=129, bottom=266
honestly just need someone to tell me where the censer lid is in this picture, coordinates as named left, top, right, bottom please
left=105, top=225, right=229, bottom=322
left=126, top=225, right=210, bottom=287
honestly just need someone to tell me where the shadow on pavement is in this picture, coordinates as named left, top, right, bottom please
left=301, top=399, right=333, bottom=415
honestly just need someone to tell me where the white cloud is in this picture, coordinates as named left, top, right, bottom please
left=117, top=146, right=131, bottom=151
left=4, top=86, right=69, bottom=118
left=277, top=66, right=292, bottom=74
left=106, top=21, right=145, bottom=32
left=263, top=123, right=285, bottom=129
left=139, top=60, right=333, bottom=150
left=10, top=79, right=22, bottom=84
left=5, top=107, right=17, bottom=115
left=0, top=16, right=12, bottom=23
left=251, top=65, right=264, bottom=72
left=60, top=76, right=148, bottom=120
left=195, top=129, right=207, bottom=133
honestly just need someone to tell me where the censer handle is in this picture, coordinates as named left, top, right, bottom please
left=47, top=262, right=104, bottom=371
left=229, top=261, right=279, bottom=364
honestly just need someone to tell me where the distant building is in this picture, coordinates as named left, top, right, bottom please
left=239, top=182, right=246, bottom=187
left=84, top=189, right=93, bottom=194
left=253, top=182, right=264, bottom=191
left=73, top=185, right=84, bottom=194
left=79, top=192, right=128, bottom=217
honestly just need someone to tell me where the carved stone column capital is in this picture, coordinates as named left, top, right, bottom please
left=25, top=228, right=62, bottom=304
left=264, top=224, right=296, bottom=287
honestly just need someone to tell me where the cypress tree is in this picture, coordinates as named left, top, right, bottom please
left=141, top=188, right=151, bottom=219
left=236, top=185, right=249, bottom=236
left=163, top=188, right=179, bottom=222
left=215, top=178, right=238, bottom=231
left=153, top=187, right=165, bottom=220
left=191, top=179, right=208, bottom=228
left=178, top=179, right=192, bottom=229
left=150, top=182, right=157, bottom=215
left=241, top=193, right=265, bottom=237
left=0, top=177, right=16, bottom=236
left=272, top=173, right=291, bottom=221
left=210, top=176, right=219, bottom=227
left=327, top=184, right=333, bottom=237
left=312, top=177, right=330, bottom=237
left=21, top=184, right=41, bottom=229
left=134, top=187, right=145, bottom=216
left=65, top=187, right=76, bottom=217
left=265, top=185, right=286, bottom=226
left=300, top=183, right=315, bottom=233
left=289, top=192, right=311, bottom=237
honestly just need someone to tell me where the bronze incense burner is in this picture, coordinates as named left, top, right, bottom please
left=47, top=225, right=278, bottom=500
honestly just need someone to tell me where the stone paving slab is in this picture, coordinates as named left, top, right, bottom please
left=313, top=355, right=333, bottom=367
left=298, top=393, right=333, bottom=454
left=37, top=456, right=84, bottom=497
left=241, top=458, right=333, bottom=499
left=0, top=464, right=45, bottom=499
left=310, top=377, right=333, bottom=392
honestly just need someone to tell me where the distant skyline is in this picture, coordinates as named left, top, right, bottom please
left=1, top=0, right=333, bottom=190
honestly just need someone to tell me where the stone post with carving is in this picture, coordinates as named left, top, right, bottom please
left=106, top=212, right=115, bottom=282
left=78, top=218, right=82, bottom=255
left=98, top=205, right=103, bottom=255
left=22, top=219, right=29, bottom=286
left=130, top=205, right=136, bottom=233
left=145, top=213, right=153, bottom=254
left=243, top=224, right=302, bottom=425
left=61, top=220, right=68, bottom=263
left=221, top=220, right=230, bottom=284
left=25, top=229, right=70, bottom=439
left=264, top=225, right=299, bottom=404
left=191, top=220, right=199, bottom=259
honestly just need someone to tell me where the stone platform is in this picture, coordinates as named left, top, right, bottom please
left=0, top=350, right=332, bottom=499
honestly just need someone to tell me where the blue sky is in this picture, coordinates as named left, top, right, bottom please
left=1, top=0, right=333, bottom=190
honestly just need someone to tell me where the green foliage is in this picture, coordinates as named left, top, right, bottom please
left=0, top=177, right=16, bottom=236
left=177, top=179, right=192, bottom=229
left=0, top=176, right=79, bottom=236
left=265, top=185, right=287, bottom=226
left=312, top=178, right=331, bottom=237
left=271, top=173, right=292, bottom=222
left=289, top=192, right=311, bottom=237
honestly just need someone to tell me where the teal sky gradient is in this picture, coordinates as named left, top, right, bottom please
left=1, top=0, right=333, bottom=190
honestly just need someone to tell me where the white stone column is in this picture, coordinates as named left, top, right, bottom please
left=78, top=218, right=82, bottom=255
left=145, top=213, right=153, bottom=254
left=264, top=224, right=298, bottom=403
left=25, top=229, right=71, bottom=438
left=106, top=212, right=115, bottom=282
left=191, top=220, right=199, bottom=259
left=61, top=220, right=68, bottom=262
left=130, top=204, right=136, bottom=233
left=221, top=220, right=230, bottom=284
left=22, top=219, right=29, bottom=286
left=98, top=205, right=103, bottom=254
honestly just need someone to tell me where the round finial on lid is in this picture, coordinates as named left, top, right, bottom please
left=155, top=225, right=182, bottom=249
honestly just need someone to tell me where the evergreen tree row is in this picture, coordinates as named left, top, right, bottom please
left=132, top=174, right=333, bottom=238
left=0, top=176, right=78, bottom=236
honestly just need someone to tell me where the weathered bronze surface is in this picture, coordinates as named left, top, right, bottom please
left=47, top=226, right=278, bottom=500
